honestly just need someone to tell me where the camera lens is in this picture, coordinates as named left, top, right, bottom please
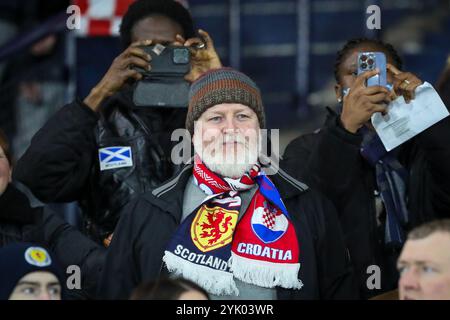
left=360, top=55, right=367, bottom=61
left=360, top=62, right=367, bottom=69
left=367, top=58, right=374, bottom=65
left=173, top=48, right=189, bottom=64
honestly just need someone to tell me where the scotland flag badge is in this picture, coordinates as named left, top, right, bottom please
left=98, top=146, right=133, bottom=171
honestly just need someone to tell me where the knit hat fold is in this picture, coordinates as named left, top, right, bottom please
left=186, top=68, right=265, bottom=135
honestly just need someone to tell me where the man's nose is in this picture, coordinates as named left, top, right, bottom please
left=222, top=116, right=238, bottom=132
left=399, top=268, right=420, bottom=292
left=38, top=291, right=51, bottom=300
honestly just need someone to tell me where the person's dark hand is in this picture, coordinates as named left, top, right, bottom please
left=387, top=64, right=423, bottom=103
left=175, top=29, right=222, bottom=83
left=83, top=40, right=153, bottom=111
left=340, top=68, right=392, bottom=133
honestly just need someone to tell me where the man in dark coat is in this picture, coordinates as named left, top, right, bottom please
left=282, top=38, right=450, bottom=299
left=97, top=68, right=357, bottom=300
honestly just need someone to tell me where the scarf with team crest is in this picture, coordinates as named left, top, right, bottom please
left=163, top=155, right=302, bottom=296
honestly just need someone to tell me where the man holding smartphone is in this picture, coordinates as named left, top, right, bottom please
left=282, top=38, right=450, bottom=299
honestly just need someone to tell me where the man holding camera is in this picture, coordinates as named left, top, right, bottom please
left=13, top=0, right=222, bottom=245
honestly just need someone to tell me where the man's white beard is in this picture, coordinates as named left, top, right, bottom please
left=194, top=132, right=260, bottom=179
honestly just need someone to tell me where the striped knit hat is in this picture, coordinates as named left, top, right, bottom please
left=186, top=68, right=265, bottom=135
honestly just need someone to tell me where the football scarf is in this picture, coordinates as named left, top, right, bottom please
left=163, top=155, right=302, bottom=296
left=360, top=127, right=409, bottom=247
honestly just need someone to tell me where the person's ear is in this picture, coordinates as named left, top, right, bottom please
left=335, top=83, right=343, bottom=103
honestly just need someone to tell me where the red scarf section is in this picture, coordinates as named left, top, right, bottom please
left=196, top=156, right=302, bottom=292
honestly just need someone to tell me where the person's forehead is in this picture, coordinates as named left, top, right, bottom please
left=341, top=44, right=395, bottom=69
left=178, top=289, right=208, bottom=300
left=400, top=233, right=450, bottom=264
left=18, top=271, right=59, bottom=284
left=202, top=103, right=254, bottom=115
left=131, top=15, right=184, bottom=42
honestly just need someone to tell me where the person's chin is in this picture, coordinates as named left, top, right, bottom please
left=204, top=156, right=254, bottom=178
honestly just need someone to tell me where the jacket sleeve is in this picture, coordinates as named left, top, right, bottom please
left=97, top=198, right=147, bottom=299
left=414, top=115, right=450, bottom=214
left=313, top=194, right=359, bottom=299
left=24, top=208, right=105, bottom=299
left=13, top=99, right=99, bottom=203
left=282, top=111, right=364, bottom=213
left=97, top=196, right=175, bottom=299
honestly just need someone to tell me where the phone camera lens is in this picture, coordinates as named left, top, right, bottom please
left=360, top=62, right=367, bottom=69
left=367, top=59, right=374, bottom=65
left=360, top=55, right=367, bottom=61
left=173, top=48, right=190, bottom=64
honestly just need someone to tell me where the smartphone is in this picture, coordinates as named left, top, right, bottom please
left=357, top=52, right=387, bottom=88
left=135, top=45, right=191, bottom=76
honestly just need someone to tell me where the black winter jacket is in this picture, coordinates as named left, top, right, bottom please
left=13, top=87, right=187, bottom=241
left=97, top=162, right=358, bottom=300
left=282, top=109, right=450, bottom=298
left=0, top=184, right=41, bottom=246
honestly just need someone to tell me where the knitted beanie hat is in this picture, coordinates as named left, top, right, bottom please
left=186, top=68, right=265, bottom=135
left=0, top=243, right=64, bottom=299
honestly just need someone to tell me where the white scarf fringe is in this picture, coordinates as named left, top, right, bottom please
left=230, top=252, right=303, bottom=290
left=163, top=251, right=239, bottom=296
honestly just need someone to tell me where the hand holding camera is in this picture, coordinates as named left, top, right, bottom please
left=132, top=29, right=222, bottom=108
left=174, top=29, right=222, bottom=83
left=84, top=39, right=153, bottom=112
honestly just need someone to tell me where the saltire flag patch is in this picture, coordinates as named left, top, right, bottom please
left=98, top=146, right=133, bottom=171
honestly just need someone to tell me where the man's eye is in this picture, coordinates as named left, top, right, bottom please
left=397, top=266, right=407, bottom=275
left=22, top=287, right=36, bottom=295
left=422, top=266, right=437, bottom=274
left=209, top=116, right=222, bottom=122
left=48, top=287, right=61, bottom=296
left=237, top=114, right=249, bottom=120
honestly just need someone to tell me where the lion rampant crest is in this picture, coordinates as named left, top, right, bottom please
left=191, top=206, right=238, bottom=252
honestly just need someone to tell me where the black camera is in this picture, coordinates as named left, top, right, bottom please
left=133, top=45, right=191, bottom=108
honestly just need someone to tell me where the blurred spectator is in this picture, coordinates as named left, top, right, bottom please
left=398, top=219, right=450, bottom=300
left=0, top=128, right=41, bottom=246
left=282, top=38, right=450, bottom=298
left=0, top=243, right=64, bottom=300
left=13, top=0, right=221, bottom=245
left=0, top=0, right=69, bottom=158
left=130, top=277, right=209, bottom=300
left=0, top=128, right=11, bottom=191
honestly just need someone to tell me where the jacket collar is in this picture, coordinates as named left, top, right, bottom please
left=142, top=157, right=310, bottom=223
left=0, top=183, right=39, bottom=224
